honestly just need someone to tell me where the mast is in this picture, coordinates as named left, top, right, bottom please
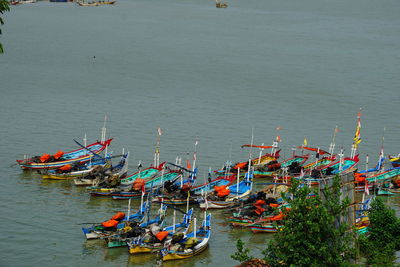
left=362, top=154, right=369, bottom=202
left=247, top=128, right=254, bottom=175
left=378, top=127, right=386, bottom=171
left=101, top=115, right=107, bottom=144
left=236, top=167, right=240, bottom=196
left=338, top=148, right=344, bottom=172
left=192, top=139, right=198, bottom=173
left=83, top=133, right=87, bottom=149
left=154, top=127, right=162, bottom=167
left=257, top=143, right=264, bottom=165
left=328, top=125, right=338, bottom=155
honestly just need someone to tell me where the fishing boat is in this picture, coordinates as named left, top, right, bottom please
left=160, top=213, right=211, bottom=261
left=109, top=171, right=183, bottom=200
left=249, top=223, right=282, bottom=233
left=17, top=139, right=112, bottom=170
left=120, top=163, right=165, bottom=186
left=191, top=173, right=236, bottom=195
left=302, top=155, right=359, bottom=184
left=253, top=154, right=310, bottom=178
left=41, top=156, right=111, bottom=180
left=105, top=204, right=168, bottom=248
left=246, top=210, right=287, bottom=233
left=354, top=156, right=385, bottom=192
left=366, top=168, right=400, bottom=183
left=10, top=0, right=36, bottom=5
left=215, top=1, right=227, bottom=8
left=81, top=202, right=148, bottom=240
left=320, top=154, right=359, bottom=175
left=76, top=0, right=116, bottom=6
left=74, top=153, right=129, bottom=186
left=389, top=156, right=400, bottom=168
left=199, top=171, right=253, bottom=210
left=128, top=208, right=193, bottom=254
left=153, top=167, right=199, bottom=206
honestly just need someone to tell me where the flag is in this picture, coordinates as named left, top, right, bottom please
left=193, top=152, right=197, bottom=161
left=364, top=181, right=369, bottom=195
left=195, top=140, right=199, bottom=146
left=141, top=184, right=145, bottom=195
left=276, top=135, right=281, bottom=142
left=187, top=160, right=192, bottom=170
left=303, top=138, right=308, bottom=147
left=157, top=127, right=163, bottom=136
left=353, top=112, right=362, bottom=148
left=335, top=126, right=340, bottom=133
left=300, top=168, right=304, bottom=178
left=276, top=126, right=282, bottom=131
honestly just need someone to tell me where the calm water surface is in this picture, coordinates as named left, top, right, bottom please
left=1, top=0, right=399, bottom=266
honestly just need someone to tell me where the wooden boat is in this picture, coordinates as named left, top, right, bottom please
left=302, top=155, right=359, bottom=184
left=249, top=223, right=281, bottom=233
left=229, top=197, right=285, bottom=227
left=74, top=153, right=129, bottom=186
left=199, top=172, right=253, bottom=210
left=128, top=208, right=193, bottom=254
left=214, top=145, right=280, bottom=176
left=77, top=0, right=115, bottom=6
left=215, top=1, right=227, bottom=8
left=319, top=155, right=359, bottom=175
left=253, top=154, right=310, bottom=178
left=10, top=0, right=36, bottom=4
left=108, top=171, right=183, bottom=199
left=120, top=163, right=165, bottom=186
left=366, top=168, right=400, bottom=183
left=389, top=156, right=400, bottom=168
left=17, top=139, right=112, bottom=170
left=81, top=202, right=148, bottom=239
left=191, top=174, right=236, bottom=195
left=41, top=159, right=109, bottom=180
left=105, top=204, right=168, bottom=248
left=377, top=188, right=395, bottom=196
left=161, top=214, right=211, bottom=261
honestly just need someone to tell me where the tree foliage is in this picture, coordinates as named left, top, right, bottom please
left=359, top=197, right=400, bottom=266
left=0, top=0, right=10, bottom=53
left=231, top=238, right=253, bottom=263
left=263, top=176, right=355, bottom=266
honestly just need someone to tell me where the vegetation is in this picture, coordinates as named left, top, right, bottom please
left=231, top=239, right=253, bottom=263
left=0, top=0, right=10, bottom=53
left=359, top=197, right=400, bottom=266
left=232, top=175, right=356, bottom=266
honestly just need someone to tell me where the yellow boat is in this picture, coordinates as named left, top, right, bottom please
left=161, top=214, right=211, bottom=261
left=129, top=209, right=194, bottom=254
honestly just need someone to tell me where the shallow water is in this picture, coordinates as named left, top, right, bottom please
left=1, top=0, right=399, bottom=265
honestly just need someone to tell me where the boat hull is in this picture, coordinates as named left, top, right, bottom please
left=162, top=243, right=209, bottom=261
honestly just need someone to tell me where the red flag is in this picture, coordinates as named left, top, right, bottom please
left=364, top=181, right=369, bottom=195
left=141, top=184, right=145, bottom=195
left=187, top=160, right=192, bottom=170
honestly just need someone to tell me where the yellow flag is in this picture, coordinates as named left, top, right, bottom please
left=303, top=138, right=308, bottom=146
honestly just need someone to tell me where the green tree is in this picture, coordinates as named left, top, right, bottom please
left=231, top=239, right=253, bottom=263
left=0, top=0, right=10, bottom=53
left=263, top=176, right=355, bottom=266
left=359, top=197, right=400, bottom=266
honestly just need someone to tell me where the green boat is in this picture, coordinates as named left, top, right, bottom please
left=120, top=165, right=163, bottom=186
